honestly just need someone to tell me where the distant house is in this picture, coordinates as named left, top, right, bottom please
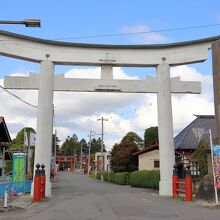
left=95, top=152, right=111, bottom=172
left=0, top=117, right=12, bottom=176
left=133, top=144, right=160, bottom=171
left=134, top=115, right=216, bottom=175
left=174, top=115, right=216, bottom=176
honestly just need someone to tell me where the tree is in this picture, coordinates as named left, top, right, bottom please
left=144, top=127, right=158, bottom=147
left=90, top=137, right=106, bottom=153
left=60, top=133, right=82, bottom=156
left=121, top=132, right=143, bottom=148
left=59, top=134, right=91, bottom=156
left=192, top=140, right=208, bottom=177
left=110, top=140, right=138, bottom=172
left=9, top=127, right=36, bottom=150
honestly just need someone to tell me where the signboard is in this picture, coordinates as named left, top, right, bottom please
left=212, top=145, right=220, bottom=188
left=12, top=153, right=27, bottom=182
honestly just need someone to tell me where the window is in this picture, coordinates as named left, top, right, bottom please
left=107, top=155, right=111, bottom=160
left=154, top=160, right=160, bottom=168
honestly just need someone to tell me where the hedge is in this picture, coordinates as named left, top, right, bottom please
left=96, top=170, right=160, bottom=190
left=129, top=170, right=160, bottom=189
left=101, top=172, right=129, bottom=185
left=113, top=172, right=129, bottom=185
left=96, top=172, right=101, bottom=180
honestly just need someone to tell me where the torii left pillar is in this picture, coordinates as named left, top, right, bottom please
left=32, top=60, right=54, bottom=197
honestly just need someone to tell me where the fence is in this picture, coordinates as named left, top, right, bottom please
left=172, top=165, right=192, bottom=202
left=0, top=175, right=32, bottom=197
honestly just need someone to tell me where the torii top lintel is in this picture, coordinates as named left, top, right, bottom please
left=0, top=30, right=220, bottom=66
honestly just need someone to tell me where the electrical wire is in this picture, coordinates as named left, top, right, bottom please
left=0, top=84, right=37, bottom=108
left=0, top=84, right=193, bottom=130
left=52, top=23, right=220, bottom=41
left=0, top=22, right=219, bottom=42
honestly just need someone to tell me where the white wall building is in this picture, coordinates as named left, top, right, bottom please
left=95, top=152, right=111, bottom=172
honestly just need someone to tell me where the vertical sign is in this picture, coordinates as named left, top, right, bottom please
left=212, top=145, right=220, bottom=188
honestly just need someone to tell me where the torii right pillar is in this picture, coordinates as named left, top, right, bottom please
left=157, top=61, right=175, bottom=196
left=212, top=40, right=220, bottom=145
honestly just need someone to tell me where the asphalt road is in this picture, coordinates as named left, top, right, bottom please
left=1, top=173, right=220, bottom=220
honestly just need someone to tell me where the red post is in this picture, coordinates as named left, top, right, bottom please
left=185, top=174, right=192, bottom=202
left=172, top=165, right=178, bottom=198
left=172, top=175, right=178, bottom=198
left=34, top=163, right=41, bottom=202
left=40, top=164, right=46, bottom=199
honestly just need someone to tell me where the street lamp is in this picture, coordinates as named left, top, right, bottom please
left=0, top=19, right=41, bottom=27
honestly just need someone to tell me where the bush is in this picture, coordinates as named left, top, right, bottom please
left=102, top=172, right=129, bottom=185
left=113, top=172, right=129, bottom=185
left=129, top=170, right=160, bottom=189
left=103, top=172, right=109, bottom=181
left=96, top=172, right=101, bottom=180
left=108, top=172, right=115, bottom=182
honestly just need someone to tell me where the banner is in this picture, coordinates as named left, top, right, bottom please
left=30, top=132, right=36, bottom=146
left=24, top=130, right=28, bottom=146
left=212, top=145, right=220, bottom=188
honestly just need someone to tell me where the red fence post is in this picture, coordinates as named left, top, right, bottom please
left=40, top=164, right=46, bottom=199
left=172, top=165, right=178, bottom=198
left=185, top=165, right=192, bottom=202
left=34, top=163, right=41, bottom=202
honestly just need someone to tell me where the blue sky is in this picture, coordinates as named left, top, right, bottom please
left=1, top=0, right=220, bottom=75
left=0, top=0, right=220, bottom=147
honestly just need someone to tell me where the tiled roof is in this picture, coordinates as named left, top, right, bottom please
left=174, top=115, right=216, bottom=150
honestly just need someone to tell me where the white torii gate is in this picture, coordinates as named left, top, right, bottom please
left=1, top=30, right=219, bottom=197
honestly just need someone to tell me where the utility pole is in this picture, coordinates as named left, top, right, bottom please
left=87, top=131, right=96, bottom=176
left=97, top=117, right=108, bottom=181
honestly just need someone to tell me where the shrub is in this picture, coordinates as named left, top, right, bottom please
left=129, top=170, right=160, bottom=189
left=96, top=172, right=101, bottom=180
left=108, top=172, right=115, bottom=182
left=102, top=172, right=129, bottom=185
left=113, top=172, right=129, bottom=185
left=103, top=172, right=108, bottom=181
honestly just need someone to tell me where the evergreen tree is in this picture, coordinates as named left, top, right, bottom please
left=144, top=127, right=158, bottom=147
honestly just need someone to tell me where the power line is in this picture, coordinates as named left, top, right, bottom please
left=0, top=85, right=193, bottom=130
left=52, top=23, right=220, bottom=41
left=0, top=84, right=37, bottom=108
left=1, top=22, right=219, bottom=42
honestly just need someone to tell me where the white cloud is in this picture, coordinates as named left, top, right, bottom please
left=122, top=24, right=167, bottom=44
left=0, top=67, right=141, bottom=149
left=0, top=65, right=214, bottom=150
left=132, top=65, right=214, bottom=138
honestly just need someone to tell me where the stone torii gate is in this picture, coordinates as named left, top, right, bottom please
left=1, top=30, right=220, bottom=197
